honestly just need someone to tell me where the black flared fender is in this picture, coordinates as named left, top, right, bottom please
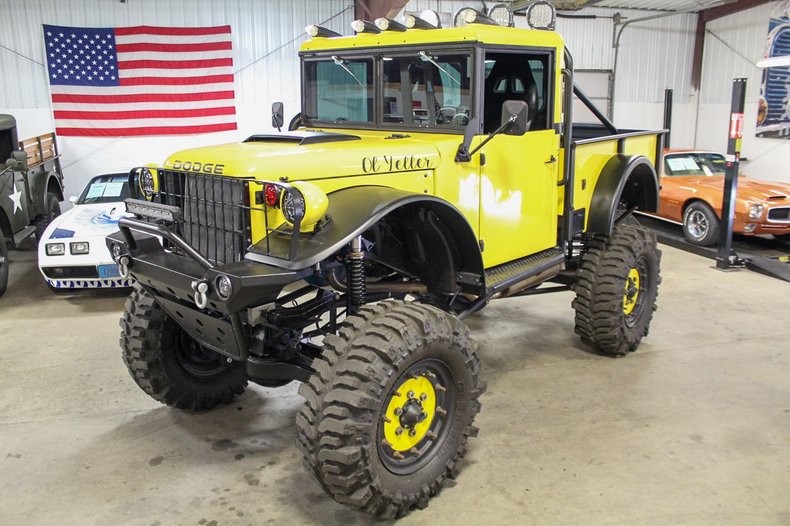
left=245, top=186, right=485, bottom=293
left=587, top=155, right=659, bottom=236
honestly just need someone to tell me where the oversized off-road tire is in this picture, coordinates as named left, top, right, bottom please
left=683, top=201, right=719, bottom=246
left=36, top=191, right=61, bottom=241
left=573, top=223, right=661, bottom=356
left=296, top=300, right=485, bottom=519
left=0, top=234, right=9, bottom=297
left=120, top=284, right=247, bottom=410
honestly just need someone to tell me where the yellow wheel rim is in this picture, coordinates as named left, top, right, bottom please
left=623, top=267, right=640, bottom=315
left=383, top=375, right=436, bottom=452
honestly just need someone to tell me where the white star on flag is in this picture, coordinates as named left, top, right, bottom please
left=9, top=184, right=23, bottom=214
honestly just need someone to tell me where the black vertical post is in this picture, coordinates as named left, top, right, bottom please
left=663, top=89, right=673, bottom=148
left=716, top=78, right=747, bottom=270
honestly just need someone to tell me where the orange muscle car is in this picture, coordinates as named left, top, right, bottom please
left=646, top=150, right=790, bottom=246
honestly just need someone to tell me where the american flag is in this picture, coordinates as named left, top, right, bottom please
left=43, top=24, right=237, bottom=137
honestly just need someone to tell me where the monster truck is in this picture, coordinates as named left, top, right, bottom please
left=108, top=8, right=664, bottom=519
left=0, top=115, right=65, bottom=297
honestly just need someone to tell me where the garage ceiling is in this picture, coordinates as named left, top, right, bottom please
left=546, top=0, right=736, bottom=12
left=590, top=0, right=732, bottom=11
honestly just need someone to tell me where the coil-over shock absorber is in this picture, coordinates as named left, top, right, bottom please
left=347, top=235, right=365, bottom=315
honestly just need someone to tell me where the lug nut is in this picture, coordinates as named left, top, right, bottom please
left=408, top=429, right=416, bottom=437
left=395, top=427, right=404, bottom=436
left=420, top=393, right=428, bottom=401
left=418, top=412, right=427, bottom=423
left=407, top=390, right=415, bottom=399
left=394, top=407, right=402, bottom=416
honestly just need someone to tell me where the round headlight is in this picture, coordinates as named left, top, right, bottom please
left=748, top=204, right=765, bottom=220
left=215, top=274, right=233, bottom=299
left=281, top=187, right=306, bottom=226
left=139, top=168, right=155, bottom=198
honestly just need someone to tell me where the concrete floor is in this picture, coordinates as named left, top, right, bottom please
left=1, top=242, right=789, bottom=526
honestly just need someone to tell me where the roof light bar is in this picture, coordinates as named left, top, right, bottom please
left=351, top=19, right=381, bottom=34
left=462, top=9, right=498, bottom=26
left=375, top=17, right=408, bottom=32
left=488, top=3, right=515, bottom=27
left=305, top=24, right=341, bottom=38
left=403, top=12, right=441, bottom=30
left=526, top=1, right=556, bottom=31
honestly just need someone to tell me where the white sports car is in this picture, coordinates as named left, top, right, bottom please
left=39, top=173, right=134, bottom=290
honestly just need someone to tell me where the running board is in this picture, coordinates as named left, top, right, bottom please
left=485, top=247, right=565, bottom=298
left=458, top=247, right=566, bottom=320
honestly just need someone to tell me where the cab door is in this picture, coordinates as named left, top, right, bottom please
left=478, top=50, right=560, bottom=268
left=2, top=168, right=32, bottom=235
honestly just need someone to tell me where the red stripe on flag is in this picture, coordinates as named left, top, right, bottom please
left=55, top=122, right=238, bottom=137
left=54, top=107, right=236, bottom=120
left=119, top=74, right=234, bottom=86
left=115, top=42, right=231, bottom=53
left=115, top=25, right=231, bottom=36
left=51, top=91, right=235, bottom=104
left=117, top=58, right=233, bottom=70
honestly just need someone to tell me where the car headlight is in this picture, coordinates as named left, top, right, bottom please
left=279, top=182, right=329, bottom=232
left=748, top=204, right=765, bottom=220
left=281, top=187, right=306, bottom=225
left=139, top=167, right=155, bottom=198
left=46, top=243, right=65, bottom=256
left=70, top=242, right=90, bottom=255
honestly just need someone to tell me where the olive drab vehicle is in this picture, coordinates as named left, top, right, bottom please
left=109, top=6, right=664, bottom=519
left=0, top=115, right=65, bottom=297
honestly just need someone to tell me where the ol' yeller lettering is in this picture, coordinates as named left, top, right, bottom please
left=362, top=154, right=432, bottom=174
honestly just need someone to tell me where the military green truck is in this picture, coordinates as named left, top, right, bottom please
left=108, top=7, right=664, bottom=519
left=0, top=115, right=65, bottom=297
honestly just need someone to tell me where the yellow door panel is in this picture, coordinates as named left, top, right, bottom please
left=479, top=129, right=560, bottom=267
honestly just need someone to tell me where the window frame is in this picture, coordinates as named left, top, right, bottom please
left=300, top=43, right=480, bottom=135
left=480, top=46, right=556, bottom=132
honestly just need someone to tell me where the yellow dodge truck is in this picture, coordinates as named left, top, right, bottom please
left=109, top=7, right=664, bottom=519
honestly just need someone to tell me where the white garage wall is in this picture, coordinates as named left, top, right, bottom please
left=398, top=1, right=697, bottom=144
left=695, top=2, right=789, bottom=183
left=0, top=0, right=352, bottom=199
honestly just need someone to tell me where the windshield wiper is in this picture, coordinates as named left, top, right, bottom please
left=331, top=56, right=365, bottom=88
left=419, top=51, right=461, bottom=86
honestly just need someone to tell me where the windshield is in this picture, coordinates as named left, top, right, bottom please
left=382, top=52, right=473, bottom=127
left=664, top=153, right=727, bottom=177
left=303, top=57, right=374, bottom=124
left=78, top=173, right=130, bottom=204
left=302, top=50, right=474, bottom=130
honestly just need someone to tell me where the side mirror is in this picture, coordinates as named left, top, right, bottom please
left=501, top=100, right=530, bottom=136
left=272, top=102, right=284, bottom=131
left=454, top=115, right=481, bottom=163
left=69, top=196, right=78, bottom=204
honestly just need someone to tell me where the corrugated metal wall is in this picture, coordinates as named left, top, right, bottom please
left=0, top=0, right=352, bottom=109
left=699, top=2, right=773, bottom=104
left=399, top=2, right=696, bottom=103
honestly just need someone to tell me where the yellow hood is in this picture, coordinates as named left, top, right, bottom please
left=162, top=130, right=443, bottom=182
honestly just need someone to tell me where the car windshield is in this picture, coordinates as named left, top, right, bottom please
left=302, top=50, right=474, bottom=130
left=78, top=174, right=130, bottom=204
left=664, top=153, right=727, bottom=177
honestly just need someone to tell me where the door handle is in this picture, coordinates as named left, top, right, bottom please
left=545, top=155, right=557, bottom=164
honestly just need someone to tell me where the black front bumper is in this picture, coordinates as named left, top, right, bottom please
left=107, top=218, right=310, bottom=361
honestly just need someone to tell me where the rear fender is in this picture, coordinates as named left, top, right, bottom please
left=587, top=155, right=659, bottom=236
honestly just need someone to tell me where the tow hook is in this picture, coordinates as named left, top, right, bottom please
left=192, top=279, right=209, bottom=309
left=118, top=256, right=131, bottom=279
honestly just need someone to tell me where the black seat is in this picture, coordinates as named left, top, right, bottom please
left=484, top=56, right=539, bottom=133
